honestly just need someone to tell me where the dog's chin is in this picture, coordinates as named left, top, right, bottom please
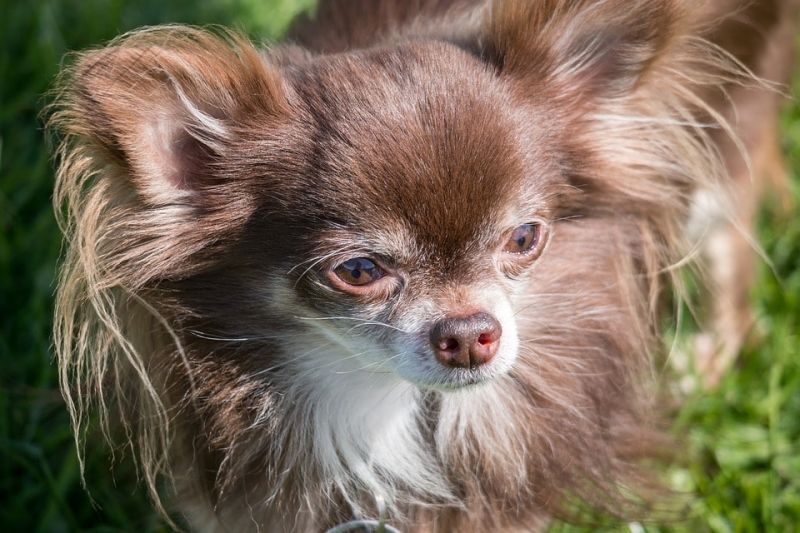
left=396, top=356, right=517, bottom=392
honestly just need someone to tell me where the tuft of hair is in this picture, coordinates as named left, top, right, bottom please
left=48, top=25, right=292, bottom=521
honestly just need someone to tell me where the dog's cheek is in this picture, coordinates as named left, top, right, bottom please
left=489, top=294, right=521, bottom=372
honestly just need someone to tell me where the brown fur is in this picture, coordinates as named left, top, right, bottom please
left=49, top=1, right=795, bottom=531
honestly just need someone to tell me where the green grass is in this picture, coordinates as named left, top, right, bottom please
left=0, top=1, right=798, bottom=531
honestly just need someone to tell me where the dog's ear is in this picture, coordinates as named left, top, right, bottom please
left=483, top=0, right=683, bottom=100
left=66, top=27, right=290, bottom=207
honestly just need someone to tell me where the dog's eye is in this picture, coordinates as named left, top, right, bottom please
left=333, top=258, right=383, bottom=286
left=504, top=224, right=540, bottom=254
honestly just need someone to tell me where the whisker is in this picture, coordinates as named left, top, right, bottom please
left=294, top=315, right=407, bottom=333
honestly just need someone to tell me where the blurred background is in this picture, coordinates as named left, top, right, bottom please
left=1, top=1, right=798, bottom=531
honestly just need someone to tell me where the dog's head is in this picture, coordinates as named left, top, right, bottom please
left=54, top=0, right=702, bottom=394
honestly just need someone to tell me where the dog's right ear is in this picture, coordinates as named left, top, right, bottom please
left=61, top=27, right=290, bottom=208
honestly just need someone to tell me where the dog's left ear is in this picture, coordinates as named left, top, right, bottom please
left=483, top=0, right=683, bottom=100
left=51, top=27, right=294, bottom=284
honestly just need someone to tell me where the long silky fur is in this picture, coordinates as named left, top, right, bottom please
left=49, top=1, right=766, bottom=531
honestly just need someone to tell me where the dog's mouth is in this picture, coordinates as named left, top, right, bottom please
left=417, top=367, right=501, bottom=391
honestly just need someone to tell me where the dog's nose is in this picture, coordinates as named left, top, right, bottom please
left=430, top=312, right=502, bottom=369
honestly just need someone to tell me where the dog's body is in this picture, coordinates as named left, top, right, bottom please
left=51, top=0, right=795, bottom=531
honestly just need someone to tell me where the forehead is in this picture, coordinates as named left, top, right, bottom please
left=288, top=42, right=553, bottom=258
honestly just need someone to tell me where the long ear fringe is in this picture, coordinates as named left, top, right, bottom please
left=483, top=0, right=684, bottom=95
left=47, top=26, right=289, bottom=528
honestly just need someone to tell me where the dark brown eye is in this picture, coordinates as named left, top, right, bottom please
left=504, top=224, right=540, bottom=254
left=333, top=258, right=383, bottom=286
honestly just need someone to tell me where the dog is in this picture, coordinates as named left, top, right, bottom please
left=49, top=0, right=795, bottom=531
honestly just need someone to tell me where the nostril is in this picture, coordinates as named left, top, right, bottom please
left=477, top=332, right=495, bottom=346
left=438, top=338, right=460, bottom=352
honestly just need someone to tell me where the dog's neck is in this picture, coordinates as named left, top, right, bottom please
left=283, top=333, right=456, bottom=510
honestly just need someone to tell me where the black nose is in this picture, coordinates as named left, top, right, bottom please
left=429, top=312, right=502, bottom=369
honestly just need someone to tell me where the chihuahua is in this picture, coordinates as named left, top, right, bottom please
left=50, top=0, right=795, bottom=531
